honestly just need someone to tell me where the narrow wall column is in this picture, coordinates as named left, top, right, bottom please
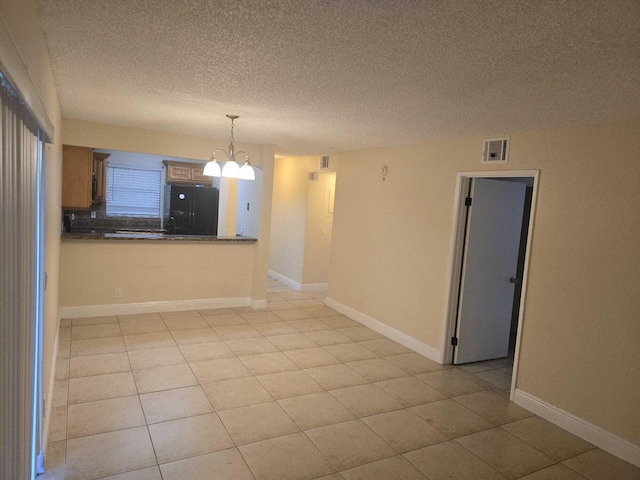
left=250, top=145, right=275, bottom=308
left=217, top=177, right=237, bottom=236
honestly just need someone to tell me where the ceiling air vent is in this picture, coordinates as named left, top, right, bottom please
left=320, top=155, right=330, bottom=170
left=482, top=137, right=509, bottom=164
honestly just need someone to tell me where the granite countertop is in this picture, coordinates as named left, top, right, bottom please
left=61, top=231, right=257, bottom=242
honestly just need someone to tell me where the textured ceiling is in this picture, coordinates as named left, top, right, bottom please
left=37, top=0, right=640, bottom=156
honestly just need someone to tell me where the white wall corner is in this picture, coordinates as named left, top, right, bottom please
left=513, top=389, right=640, bottom=468
left=324, top=297, right=441, bottom=363
left=268, top=269, right=302, bottom=291
left=58, top=297, right=251, bottom=319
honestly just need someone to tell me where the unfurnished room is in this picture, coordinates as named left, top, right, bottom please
left=1, top=1, right=639, bottom=479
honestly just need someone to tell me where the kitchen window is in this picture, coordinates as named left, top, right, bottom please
left=106, top=163, right=162, bottom=217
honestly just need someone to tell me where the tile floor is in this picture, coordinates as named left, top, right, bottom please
left=42, top=278, right=640, bottom=480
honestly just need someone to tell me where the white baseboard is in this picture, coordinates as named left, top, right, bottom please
left=59, top=297, right=251, bottom=319
left=268, top=270, right=328, bottom=293
left=301, top=282, right=328, bottom=292
left=324, top=297, right=441, bottom=363
left=268, top=270, right=302, bottom=291
left=251, top=299, right=268, bottom=310
left=514, top=389, right=640, bottom=468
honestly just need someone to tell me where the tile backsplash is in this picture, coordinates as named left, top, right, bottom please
left=64, top=204, right=161, bottom=231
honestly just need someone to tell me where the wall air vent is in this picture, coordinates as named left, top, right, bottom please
left=482, top=137, right=509, bottom=164
left=320, top=155, right=330, bottom=170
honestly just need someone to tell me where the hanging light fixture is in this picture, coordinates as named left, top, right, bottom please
left=203, top=114, right=255, bottom=180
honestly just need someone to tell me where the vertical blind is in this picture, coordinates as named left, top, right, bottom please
left=106, top=164, right=162, bottom=217
left=0, top=76, right=44, bottom=479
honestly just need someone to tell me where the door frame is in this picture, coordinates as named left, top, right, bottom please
left=441, top=170, right=540, bottom=400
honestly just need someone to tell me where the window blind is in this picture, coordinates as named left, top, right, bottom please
left=0, top=74, right=44, bottom=480
left=106, top=164, right=162, bottom=217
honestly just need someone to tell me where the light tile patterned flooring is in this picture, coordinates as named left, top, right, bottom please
left=43, top=278, right=640, bottom=480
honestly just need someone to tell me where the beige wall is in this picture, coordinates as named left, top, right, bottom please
left=251, top=145, right=275, bottom=305
left=327, top=120, right=640, bottom=446
left=270, top=156, right=337, bottom=286
left=303, top=172, right=335, bottom=284
left=0, top=0, right=63, bottom=447
left=218, top=177, right=238, bottom=236
left=62, top=118, right=272, bottom=169
left=59, top=241, right=254, bottom=306
left=269, top=156, right=310, bottom=283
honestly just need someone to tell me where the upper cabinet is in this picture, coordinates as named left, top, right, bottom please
left=62, top=145, right=92, bottom=209
left=62, top=145, right=110, bottom=209
left=92, top=152, right=109, bottom=204
left=163, top=160, right=211, bottom=185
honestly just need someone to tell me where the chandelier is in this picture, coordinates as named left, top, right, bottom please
left=203, top=114, right=255, bottom=180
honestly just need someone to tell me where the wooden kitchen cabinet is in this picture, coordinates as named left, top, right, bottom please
left=191, top=166, right=211, bottom=184
left=92, top=152, right=110, bottom=204
left=62, top=145, right=111, bottom=209
left=163, top=160, right=210, bottom=185
left=62, top=145, right=93, bottom=209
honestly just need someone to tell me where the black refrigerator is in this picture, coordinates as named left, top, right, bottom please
left=165, top=185, right=219, bottom=235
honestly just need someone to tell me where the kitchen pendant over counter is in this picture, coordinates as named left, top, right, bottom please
left=203, top=115, right=255, bottom=180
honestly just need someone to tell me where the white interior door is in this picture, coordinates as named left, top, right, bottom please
left=454, top=178, right=527, bottom=364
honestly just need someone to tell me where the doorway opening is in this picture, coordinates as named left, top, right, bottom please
left=442, top=170, right=539, bottom=398
left=268, top=162, right=336, bottom=292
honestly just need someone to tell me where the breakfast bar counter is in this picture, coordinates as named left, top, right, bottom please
left=61, top=232, right=257, bottom=242
left=58, top=234, right=259, bottom=309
